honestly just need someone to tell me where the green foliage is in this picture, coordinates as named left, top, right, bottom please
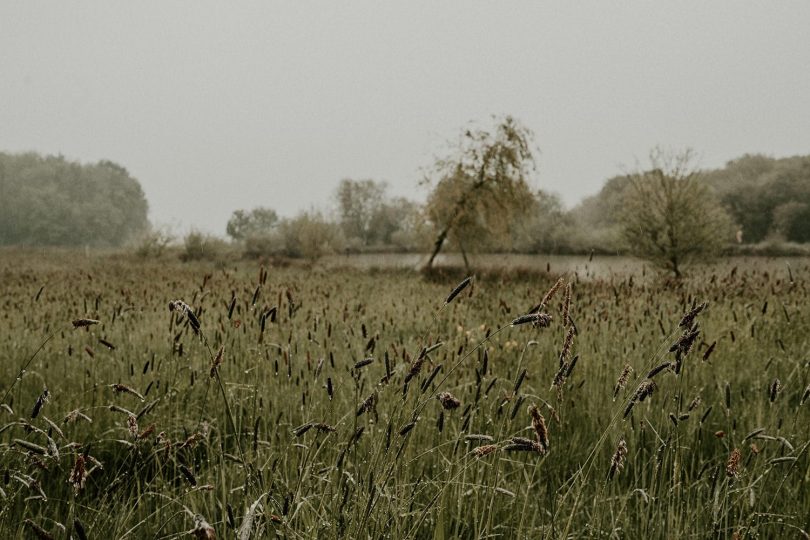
left=133, top=226, right=175, bottom=258
left=0, top=251, right=807, bottom=538
left=180, top=230, right=230, bottom=262
left=512, top=190, right=573, bottom=253
left=225, top=207, right=279, bottom=242
left=335, top=179, right=428, bottom=250
left=278, top=211, right=345, bottom=260
left=619, top=149, right=732, bottom=276
left=424, top=116, right=537, bottom=268
left=0, top=152, right=149, bottom=246
left=704, top=154, right=810, bottom=243
left=336, top=179, right=387, bottom=246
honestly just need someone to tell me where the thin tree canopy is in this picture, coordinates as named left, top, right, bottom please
left=619, top=149, right=732, bottom=277
left=423, top=116, right=537, bottom=269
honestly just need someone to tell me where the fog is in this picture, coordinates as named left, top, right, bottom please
left=2, top=2, right=809, bottom=235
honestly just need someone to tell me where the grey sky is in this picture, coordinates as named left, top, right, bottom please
left=2, top=2, right=809, bottom=236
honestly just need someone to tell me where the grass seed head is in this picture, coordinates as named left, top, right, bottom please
left=608, top=438, right=628, bottom=480
left=726, top=448, right=742, bottom=478
left=437, top=392, right=461, bottom=410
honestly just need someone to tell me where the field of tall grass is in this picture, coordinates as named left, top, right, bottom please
left=0, top=249, right=807, bottom=538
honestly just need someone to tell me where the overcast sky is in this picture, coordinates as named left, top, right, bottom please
left=2, top=2, right=809, bottom=235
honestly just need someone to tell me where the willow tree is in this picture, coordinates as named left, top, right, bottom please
left=619, top=149, right=732, bottom=277
left=423, top=116, right=537, bottom=270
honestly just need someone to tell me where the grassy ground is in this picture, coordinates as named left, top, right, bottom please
left=0, top=250, right=807, bottom=539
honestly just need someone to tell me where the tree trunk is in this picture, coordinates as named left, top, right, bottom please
left=423, top=173, right=488, bottom=271
left=425, top=228, right=449, bottom=270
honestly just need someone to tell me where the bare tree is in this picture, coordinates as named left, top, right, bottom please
left=619, top=148, right=732, bottom=277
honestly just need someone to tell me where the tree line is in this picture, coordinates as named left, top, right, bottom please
left=223, top=117, right=810, bottom=275
left=3, top=118, right=809, bottom=276
left=0, top=152, right=149, bottom=247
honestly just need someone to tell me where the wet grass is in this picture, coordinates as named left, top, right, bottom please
left=0, top=250, right=807, bottom=538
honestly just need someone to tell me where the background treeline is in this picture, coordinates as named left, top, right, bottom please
left=573, top=153, right=810, bottom=253
left=2, top=150, right=809, bottom=258
left=220, top=153, right=810, bottom=261
left=0, top=152, right=148, bottom=247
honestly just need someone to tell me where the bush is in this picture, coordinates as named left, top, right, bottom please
left=242, top=231, right=286, bottom=259
left=133, top=227, right=175, bottom=258
left=279, top=212, right=345, bottom=261
left=180, top=231, right=230, bottom=262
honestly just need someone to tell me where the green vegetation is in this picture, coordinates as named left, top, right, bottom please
left=0, top=152, right=148, bottom=247
left=423, top=116, right=538, bottom=270
left=1, top=250, right=807, bottom=538
left=704, top=154, right=810, bottom=244
left=619, top=149, right=732, bottom=277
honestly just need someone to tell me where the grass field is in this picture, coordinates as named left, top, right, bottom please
left=0, top=250, right=808, bottom=539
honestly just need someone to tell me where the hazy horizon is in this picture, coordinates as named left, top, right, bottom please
left=2, top=2, right=809, bottom=235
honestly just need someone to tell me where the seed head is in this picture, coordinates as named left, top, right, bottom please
left=608, top=438, right=628, bottom=480
left=726, top=448, right=742, bottom=478
left=437, top=392, right=461, bottom=410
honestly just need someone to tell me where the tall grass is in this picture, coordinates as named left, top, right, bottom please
left=0, top=250, right=807, bottom=538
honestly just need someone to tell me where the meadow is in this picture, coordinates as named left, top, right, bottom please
left=0, top=249, right=808, bottom=539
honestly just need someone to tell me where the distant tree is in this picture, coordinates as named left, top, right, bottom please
left=566, top=175, right=633, bottom=253
left=513, top=190, right=571, bottom=253
left=0, top=152, right=148, bottom=246
left=226, top=207, right=279, bottom=241
left=702, top=154, right=810, bottom=243
left=279, top=211, right=345, bottom=261
left=423, top=116, right=536, bottom=270
left=771, top=201, right=810, bottom=242
left=619, top=149, right=732, bottom=277
left=180, top=230, right=230, bottom=262
left=367, top=196, right=428, bottom=248
left=134, top=226, right=175, bottom=258
left=335, top=179, right=387, bottom=246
